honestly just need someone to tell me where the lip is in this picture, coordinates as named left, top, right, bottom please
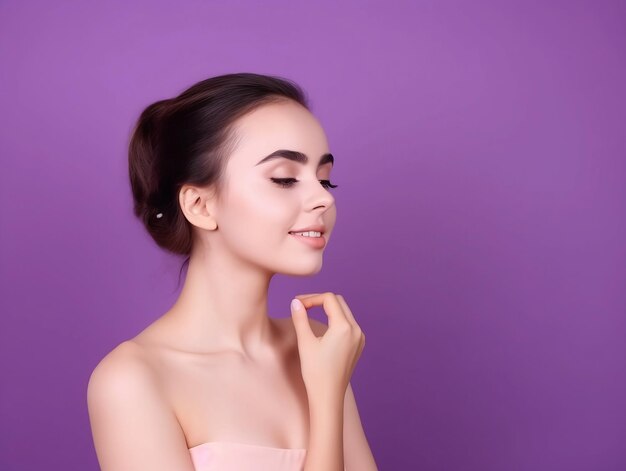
left=289, top=232, right=326, bottom=249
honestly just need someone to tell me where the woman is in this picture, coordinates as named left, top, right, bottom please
left=87, top=72, right=377, bottom=471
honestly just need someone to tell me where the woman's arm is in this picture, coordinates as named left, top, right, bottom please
left=343, top=382, right=378, bottom=470
left=304, top=318, right=377, bottom=470
left=86, top=342, right=196, bottom=471
left=304, top=392, right=345, bottom=470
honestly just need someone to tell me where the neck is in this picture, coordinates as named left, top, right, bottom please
left=160, top=243, right=278, bottom=361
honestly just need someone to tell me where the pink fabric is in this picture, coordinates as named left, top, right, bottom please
left=188, top=441, right=307, bottom=471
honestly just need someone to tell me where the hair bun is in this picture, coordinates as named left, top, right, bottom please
left=128, top=72, right=308, bottom=257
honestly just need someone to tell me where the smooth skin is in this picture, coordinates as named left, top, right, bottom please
left=87, top=99, right=377, bottom=470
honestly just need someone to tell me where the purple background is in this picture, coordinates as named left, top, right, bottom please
left=1, top=1, right=625, bottom=470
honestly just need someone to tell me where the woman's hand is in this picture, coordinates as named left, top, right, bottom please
left=290, top=292, right=366, bottom=403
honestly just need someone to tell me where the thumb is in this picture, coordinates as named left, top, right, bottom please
left=291, top=298, right=314, bottom=344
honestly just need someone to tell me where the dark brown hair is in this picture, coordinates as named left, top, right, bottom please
left=128, top=72, right=309, bottom=281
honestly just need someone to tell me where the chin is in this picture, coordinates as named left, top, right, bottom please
left=280, top=260, right=324, bottom=277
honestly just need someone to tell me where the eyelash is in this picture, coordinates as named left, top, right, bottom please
left=271, top=178, right=338, bottom=189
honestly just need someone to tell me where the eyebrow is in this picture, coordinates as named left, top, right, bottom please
left=255, top=149, right=334, bottom=167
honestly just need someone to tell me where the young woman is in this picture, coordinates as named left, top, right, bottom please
left=87, top=72, right=377, bottom=471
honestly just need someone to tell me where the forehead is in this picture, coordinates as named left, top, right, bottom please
left=228, top=100, right=330, bottom=167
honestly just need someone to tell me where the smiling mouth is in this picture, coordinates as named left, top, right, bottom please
left=288, top=231, right=327, bottom=248
left=288, top=231, right=323, bottom=237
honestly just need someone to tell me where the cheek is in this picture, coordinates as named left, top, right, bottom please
left=223, top=183, right=296, bottom=235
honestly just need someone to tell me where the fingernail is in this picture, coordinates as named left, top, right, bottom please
left=291, top=298, right=303, bottom=310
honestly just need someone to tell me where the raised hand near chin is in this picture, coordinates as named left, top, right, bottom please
left=290, top=292, right=365, bottom=403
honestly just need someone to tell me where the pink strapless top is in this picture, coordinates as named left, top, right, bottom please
left=188, top=441, right=307, bottom=471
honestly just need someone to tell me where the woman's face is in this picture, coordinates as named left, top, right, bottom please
left=210, top=99, right=337, bottom=276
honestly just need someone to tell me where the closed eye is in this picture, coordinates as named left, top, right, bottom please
left=270, top=178, right=338, bottom=189
left=320, top=180, right=338, bottom=189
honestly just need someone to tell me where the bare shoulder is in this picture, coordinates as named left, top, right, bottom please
left=87, top=341, right=194, bottom=470
left=86, top=341, right=160, bottom=434
left=87, top=341, right=153, bottom=396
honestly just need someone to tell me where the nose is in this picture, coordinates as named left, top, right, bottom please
left=307, top=179, right=335, bottom=212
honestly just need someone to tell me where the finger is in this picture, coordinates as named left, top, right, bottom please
left=296, top=292, right=349, bottom=329
left=290, top=298, right=315, bottom=344
left=336, top=295, right=365, bottom=356
left=336, top=294, right=358, bottom=329
left=294, top=293, right=322, bottom=299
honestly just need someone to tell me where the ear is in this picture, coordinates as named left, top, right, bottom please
left=178, top=184, right=218, bottom=231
